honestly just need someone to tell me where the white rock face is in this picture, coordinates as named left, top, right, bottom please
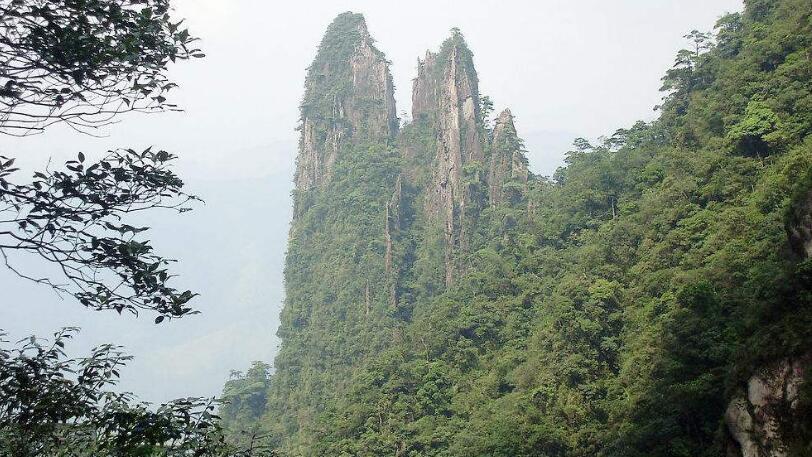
left=296, top=118, right=321, bottom=192
left=726, top=398, right=760, bottom=457
left=412, top=51, right=439, bottom=121
left=415, top=40, right=484, bottom=287
left=726, top=356, right=808, bottom=457
left=348, top=27, right=398, bottom=140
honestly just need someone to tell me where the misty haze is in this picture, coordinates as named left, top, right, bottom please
left=2, top=0, right=812, bottom=456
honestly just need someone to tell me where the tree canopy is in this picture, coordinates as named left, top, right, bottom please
left=227, top=1, right=812, bottom=455
left=0, top=0, right=203, bottom=135
left=0, top=1, right=270, bottom=455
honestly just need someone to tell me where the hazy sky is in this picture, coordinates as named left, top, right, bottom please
left=0, top=0, right=743, bottom=403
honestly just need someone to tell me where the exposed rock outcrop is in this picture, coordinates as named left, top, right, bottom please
left=294, top=13, right=397, bottom=202
left=416, top=31, right=485, bottom=287
left=412, top=51, right=439, bottom=121
left=726, top=355, right=809, bottom=457
left=488, top=109, right=530, bottom=206
left=348, top=29, right=398, bottom=141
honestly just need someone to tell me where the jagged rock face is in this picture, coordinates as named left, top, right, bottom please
left=412, top=51, right=439, bottom=121
left=437, top=44, right=484, bottom=167
left=489, top=109, right=530, bottom=205
left=294, top=13, right=397, bottom=198
left=727, top=181, right=811, bottom=457
left=349, top=32, right=398, bottom=140
left=726, top=355, right=809, bottom=457
left=415, top=34, right=485, bottom=286
left=384, top=175, right=403, bottom=276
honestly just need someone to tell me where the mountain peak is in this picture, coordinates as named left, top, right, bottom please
left=329, top=12, right=368, bottom=36
left=493, top=108, right=516, bottom=139
left=489, top=107, right=528, bottom=206
left=438, top=28, right=474, bottom=66
left=294, top=12, right=396, bottom=201
left=411, top=30, right=480, bottom=121
left=495, top=108, right=514, bottom=126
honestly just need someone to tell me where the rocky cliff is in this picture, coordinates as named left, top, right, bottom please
left=726, top=356, right=810, bottom=457
left=412, top=51, right=439, bottom=121
left=384, top=174, right=403, bottom=309
left=272, top=13, right=403, bottom=451
left=239, top=3, right=812, bottom=455
left=270, top=19, right=537, bottom=451
left=293, top=12, right=397, bottom=205
left=488, top=108, right=530, bottom=206
left=413, top=31, right=487, bottom=286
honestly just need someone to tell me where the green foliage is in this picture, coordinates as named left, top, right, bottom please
left=240, top=1, right=812, bottom=455
left=220, top=362, right=273, bottom=447
left=0, top=328, right=274, bottom=457
left=0, top=2, right=268, bottom=455
left=0, top=149, right=199, bottom=318
left=0, top=0, right=203, bottom=134
left=480, top=96, right=495, bottom=132
left=300, top=13, right=369, bottom=122
left=727, top=100, right=788, bottom=155
left=269, top=138, right=403, bottom=451
left=434, top=28, right=477, bottom=86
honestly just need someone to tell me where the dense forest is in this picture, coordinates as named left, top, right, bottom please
left=220, top=0, right=812, bottom=455
left=1, top=0, right=810, bottom=455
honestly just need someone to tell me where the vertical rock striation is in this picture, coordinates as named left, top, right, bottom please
left=488, top=108, right=530, bottom=206
left=412, top=51, right=439, bottom=121
left=271, top=18, right=539, bottom=453
left=415, top=31, right=486, bottom=287
left=294, top=12, right=397, bottom=206
left=726, top=356, right=809, bottom=457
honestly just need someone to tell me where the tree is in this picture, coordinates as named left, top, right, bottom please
left=0, top=1, right=272, bottom=455
left=659, top=29, right=713, bottom=117
left=615, top=284, right=731, bottom=457
left=480, top=95, right=494, bottom=132
left=727, top=100, right=787, bottom=157
left=684, top=30, right=712, bottom=60
left=714, top=13, right=743, bottom=58
left=0, top=0, right=202, bottom=319
left=0, top=149, right=200, bottom=319
left=220, top=362, right=273, bottom=447
left=0, top=328, right=276, bottom=456
left=0, top=0, right=203, bottom=135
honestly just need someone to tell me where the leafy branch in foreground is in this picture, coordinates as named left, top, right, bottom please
left=0, top=0, right=204, bottom=136
left=0, top=328, right=276, bottom=457
left=0, top=148, right=199, bottom=319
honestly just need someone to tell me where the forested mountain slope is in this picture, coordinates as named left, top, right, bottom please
left=222, top=2, right=812, bottom=455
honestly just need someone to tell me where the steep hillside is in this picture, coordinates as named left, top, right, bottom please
left=223, top=2, right=812, bottom=455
